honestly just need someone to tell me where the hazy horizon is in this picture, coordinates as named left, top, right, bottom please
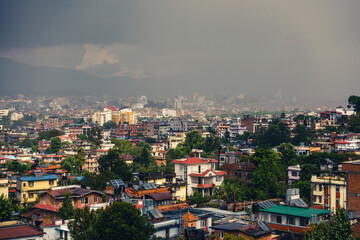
left=1, top=1, right=360, bottom=103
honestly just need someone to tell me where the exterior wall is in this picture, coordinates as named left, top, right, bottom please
left=16, top=179, right=58, bottom=203
left=40, top=192, right=103, bottom=208
left=0, top=177, right=8, bottom=198
left=342, top=161, right=360, bottom=217
left=311, top=176, right=347, bottom=213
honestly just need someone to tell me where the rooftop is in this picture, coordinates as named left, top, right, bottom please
left=18, top=174, right=58, bottom=182
left=260, top=205, right=331, bottom=218
left=0, top=224, right=45, bottom=240
left=172, top=157, right=217, bottom=165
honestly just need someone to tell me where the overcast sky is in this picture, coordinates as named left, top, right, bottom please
left=1, top=0, right=360, bottom=101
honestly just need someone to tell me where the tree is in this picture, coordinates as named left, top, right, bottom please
left=88, top=127, right=102, bottom=146
left=305, top=208, right=354, bottom=240
left=37, top=129, right=63, bottom=141
left=254, top=119, right=290, bottom=148
left=348, top=95, right=360, bottom=113
left=223, top=233, right=246, bottom=240
left=103, top=121, right=116, bottom=129
left=300, top=163, right=320, bottom=182
left=18, top=137, right=37, bottom=149
left=57, top=191, right=74, bottom=220
left=0, top=194, right=13, bottom=221
left=292, top=124, right=313, bottom=145
left=277, top=143, right=298, bottom=166
left=184, top=130, right=204, bottom=150
left=291, top=180, right=311, bottom=202
left=207, top=126, right=216, bottom=134
left=5, top=160, right=31, bottom=174
left=46, top=137, right=62, bottom=153
left=135, top=147, right=155, bottom=167
left=74, top=147, right=85, bottom=173
left=68, top=206, right=97, bottom=240
left=190, top=192, right=208, bottom=205
left=90, top=202, right=156, bottom=240
left=98, top=149, right=132, bottom=181
left=348, top=114, right=360, bottom=133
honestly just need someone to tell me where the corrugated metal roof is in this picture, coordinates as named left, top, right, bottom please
left=260, top=205, right=331, bottom=218
left=19, top=174, right=58, bottom=182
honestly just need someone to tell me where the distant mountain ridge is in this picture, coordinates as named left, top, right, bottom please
left=0, top=57, right=171, bottom=96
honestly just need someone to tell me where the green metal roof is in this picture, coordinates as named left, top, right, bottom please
left=260, top=205, right=331, bottom=218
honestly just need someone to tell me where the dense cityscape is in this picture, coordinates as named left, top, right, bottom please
left=0, top=93, right=359, bottom=240
left=1, top=1, right=360, bottom=240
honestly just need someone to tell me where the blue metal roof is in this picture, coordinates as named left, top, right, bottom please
left=19, top=175, right=58, bottom=181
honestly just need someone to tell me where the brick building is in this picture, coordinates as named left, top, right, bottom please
left=342, top=160, right=360, bottom=218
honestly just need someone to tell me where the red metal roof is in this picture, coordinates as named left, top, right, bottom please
left=189, top=169, right=227, bottom=177
left=0, top=224, right=45, bottom=240
left=34, top=203, right=59, bottom=212
left=172, top=157, right=218, bottom=165
left=336, top=141, right=351, bottom=144
left=196, top=184, right=213, bottom=188
left=106, top=105, right=118, bottom=111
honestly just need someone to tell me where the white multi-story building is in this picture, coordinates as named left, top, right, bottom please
left=173, top=156, right=226, bottom=197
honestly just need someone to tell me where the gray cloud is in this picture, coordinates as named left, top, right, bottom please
left=0, top=0, right=360, bottom=101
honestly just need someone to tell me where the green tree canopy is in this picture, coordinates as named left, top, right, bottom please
left=277, top=142, right=298, bottom=166
left=348, top=95, right=360, bottom=113
left=57, top=191, right=74, bottom=220
left=254, top=118, right=290, bottom=148
left=46, top=137, right=62, bottom=153
left=91, top=202, right=156, bottom=240
left=103, top=121, right=116, bottom=130
left=38, top=129, right=63, bottom=141
left=0, top=194, right=13, bottom=221
left=98, top=149, right=132, bottom=181
left=304, top=208, right=354, bottom=240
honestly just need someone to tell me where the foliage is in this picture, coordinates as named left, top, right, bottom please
left=277, top=143, right=298, bottom=166
left=74, top=147, right=86, bottom=173
left=223, top=233, right=246, bottom=240
left=134, top=147, right=155, bottom=167
left=254, top=118, right=290, bottom=148
left=17, top=137, right=37, bottom=149
left=235, top=132, right=253, bottom=142
left=77, top=134, right=88, bottom=142
left=37, top=129, right=63, bottom=141
left=250, top=148, right=286, bottom=199
left=90, top=202, right=156, bottom=240
left=98, top=149, right=132, bottom=181
left=207, top=126, right=216, bottom=134
left=68, top=206, right=98, bottom=240
left=190, top=192, right=209, bottom=205
left=103, top=121, right=116, bottom=129
left=5, top=160, right=31, bottom=174
left=304, top=208, right=354, bottom=240
left=145, top=137, right=157, bottom=144
left=348, top=95, right=360, bottom=113
left=300, top=163, right=320, bottom=182
left=291, top=180, right=311, bottom=202
left=0, top=194, right=14, bottom=221
left=87, top=127, right=102, bottom=146
left=57, top=191, right=74, bottom=220
left=348, top=114, right=360, bottom=133
left=292, top=124, right=313, bottom=145
left=46, top=137, right=62, bottom=153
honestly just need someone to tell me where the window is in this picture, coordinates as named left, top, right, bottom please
left=288, top=216, right=294, bottom=225
left=336, top=186, right=340, bottom=193
left=201, top=220, right=206, bottom=227
left=23, top=183, right=26, bottom=187
left=336, top=199, right=340, bottom=205
left=198, top=166, right=201, bottom=173
left=81, top=198, right=85, bottom=204
left=292, top=171, right=298, bottom=177
left=276, top=216, right=282, bottom=224
left=319, top=184, right=323, bottom=191
left=49, top=180, right=54, bottom=186
left=29, top=193, right=34, bottom=198
left=94, top=196, right=98, bottom=203
left=29, top=181, right=34, bottom=187
left=219, top=230, right=224, bottom=238
left=300, top=218, right=309, bottom=227
left=85, top=197, right=88, bottom=204
left=179, top=165, right=183, bottom=171
left=319, top=196, right=322, bottom=203
left=216, top=176, right=222, bottom=182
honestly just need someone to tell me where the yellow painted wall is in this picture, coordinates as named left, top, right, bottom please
left=18, top=179, right=58, bottom=203
left=0, top=178, right=8, bottom=198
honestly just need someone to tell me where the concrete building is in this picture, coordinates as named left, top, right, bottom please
left=173, top=156, right=225, bottom=197
left=310, top=175, right=347, bottom=213
left=288, top=165, right=301, bottom=186
left=0, top=173, right=8, bottom=198
left=342, top=160, right=360, bottom=218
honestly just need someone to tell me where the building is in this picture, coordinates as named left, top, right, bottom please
left=0, top=173, right=8, bottom=198
left=172, top=156, right=225, bottom=197
left=288, top=165, right=301, bottom=185
left=342, top=160, right=360, bottom=218
left=0, top=222, right=45, bottom=240
left=16, top=175, right=58, bottom=204
left=310, top=175, right=347, bottom=213
left=222, top=162, right=254, bottom=183
left=210, top=222, right=273, bottom=240
left=258, top=200, right=331, bottom=238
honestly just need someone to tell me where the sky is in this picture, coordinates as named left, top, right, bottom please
left=0, top=0, right=360, bottom=101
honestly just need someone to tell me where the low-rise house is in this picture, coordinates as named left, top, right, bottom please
left=288, top=165, right=301, bottom=185
left=257, top=200, right=331, bottom=238
left=0, top=222, right=46, bottom=240
left=16, top=174, right=59, bottom=204
left=223, top=162, right=255, bottom=183
left=210, top=222, right=273, bottom=240
left=173, top=156, right=225, bottom=197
